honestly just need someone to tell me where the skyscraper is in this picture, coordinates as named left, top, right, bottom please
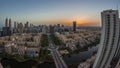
left=25, top=21, right=29, bottom=28
left=13, top=21, right=17, bottom=33
left=93, top=9, right=120, bottom=68
left=73, top=20, right=76, bottom=32
left=2, top=18, right=12, bottom=36
left=9, top=18, right=11, bottom=28
left=5, top=18, right=8, bottom=27
left=18, top=23, right=23, bottom=33
left=14, top=21, right=17, bottom=28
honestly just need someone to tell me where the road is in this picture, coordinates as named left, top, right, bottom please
left=48, top=34, right=67, bottom=68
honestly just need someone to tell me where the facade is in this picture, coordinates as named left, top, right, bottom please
left=114, top=18, right=120, bottom=59
left=18, top=23, right=23, bottom=33
left=93, top=9, right=120, bottom=68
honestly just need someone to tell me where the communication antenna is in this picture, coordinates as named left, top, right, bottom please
left=117, top=3, right=118, bottom=10
left=115, top=0, right=120, bottom=15
left=116, top=0, right=118, bottom=10
left=116, top=0, right=119, bottom=11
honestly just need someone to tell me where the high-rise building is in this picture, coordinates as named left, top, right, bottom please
left=93, top=9, right=120, bottom=68
left=73, top=20, right=76, bottom=32
left=5, top=18, right=8, bottom=27
left=14, top=21, right=17, bottom=28
left=2, top=18, right=11, bottom=36
left=13, top=21, right=17, bottom=33
left=25, top=21, right=29, bottom=28
left=114, top=18, right=120, bottom=59
left=9, top=18, right=11, bottom=28
left=17, top=23, right=23, bottom=33
left=9, top=18, right=12, bottom=33
left=24, top=21, right=29, bottom=33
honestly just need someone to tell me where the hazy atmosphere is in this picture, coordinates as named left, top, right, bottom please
left=0, top=0, right=119, bottom=27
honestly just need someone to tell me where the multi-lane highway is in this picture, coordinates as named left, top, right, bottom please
left=48, top=34, right=67, bottom=68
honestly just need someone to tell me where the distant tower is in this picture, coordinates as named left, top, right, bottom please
left=5, top=18, right=8, bottom=27
left=49, top=25, right=54, bottom=33
left=57, top=24, right=60, bottom=32
left=57, top=24, right=60, bottom=27
left=73, top=20, right=76, bottom=32
left=93, top=9, right=120, bottom=68
left=13, top=21, right=17, bottom=33
left=3, top=18, right=12, bottom=36
left=9, top=18, right=11, bottom=28
left=19, top=23, right=23, bottom=33
left=14, top=21, right=16, bottom=28
left=25, top=21, right=29, bottom=28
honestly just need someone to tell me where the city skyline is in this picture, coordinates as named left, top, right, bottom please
left=0, top=0, right=120, bottom=27
left=0, top=8, right=120, bottom=67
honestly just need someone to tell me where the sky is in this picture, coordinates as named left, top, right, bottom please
left=0, top=0, right=120, bottom=27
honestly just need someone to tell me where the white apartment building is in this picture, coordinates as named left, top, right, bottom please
left=93, top=9, right=120, bottom=68
left=114, top=18, right=120, bottom=59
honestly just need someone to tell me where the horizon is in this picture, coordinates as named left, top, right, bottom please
left=0, top=0, right=120, bottom=27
